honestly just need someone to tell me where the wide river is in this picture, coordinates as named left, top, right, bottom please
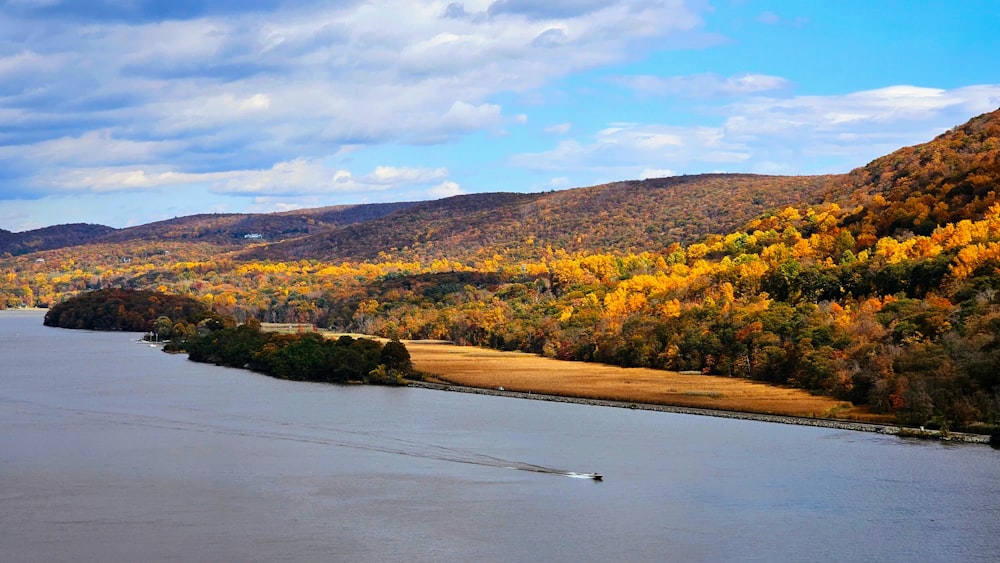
left=1, top=310, right=998, bottom=562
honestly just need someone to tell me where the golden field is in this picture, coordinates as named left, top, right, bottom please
left=404, top=341, right=883, bottom=421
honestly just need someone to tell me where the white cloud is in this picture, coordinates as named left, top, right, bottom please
left=0, top=0, right=712, bottom=213
left=512, top=123, right=748, bottom=176
left=724, top=85, right=1000, bottom=142
left=38, top=160, right=457, bottom=199
left=511, top=84, right=1000, bottom=178
left=45, top=167, right=221, bottom=193
left=544, top=123, right=572, bottom=134
left=640, top=168, right=676, bottom=179
left=363, top=166, right=449, bottom=185
left=440, top=101, right=503, bottom=132
left=0, top=50, right=56, bottom=76
left=0, top=130, right=183, bottom=166
left=428, top=180, right=464, bottom=198
left=616, top=72, right=792, bottom=98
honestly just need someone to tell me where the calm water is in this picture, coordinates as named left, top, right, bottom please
left=1, top=310, right=998, bottom=562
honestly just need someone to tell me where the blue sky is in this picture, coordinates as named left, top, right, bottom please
left=2, top=0, right=999, bottom=231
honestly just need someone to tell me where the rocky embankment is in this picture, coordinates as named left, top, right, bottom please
left=408, top=381, right=992, bottom=444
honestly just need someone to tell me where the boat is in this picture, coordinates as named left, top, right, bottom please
left=589, top=473, right=603, bottom=481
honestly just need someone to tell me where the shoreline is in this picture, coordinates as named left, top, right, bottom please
left=14, top=312, right=991, bottom=444
left=408, top=381, right=991, bottom=444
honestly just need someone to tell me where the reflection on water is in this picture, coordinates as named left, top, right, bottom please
left=2, top=310, right=999, bottom=562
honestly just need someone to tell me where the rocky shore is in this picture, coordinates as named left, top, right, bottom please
left=408, top=381, right=992, bottom=444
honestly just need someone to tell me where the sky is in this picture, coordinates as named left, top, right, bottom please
left=1, top=0, right=999, bottom=232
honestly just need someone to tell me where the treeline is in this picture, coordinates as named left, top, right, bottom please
left=43, top=288, right=214, bottom=332
left=173, top=321, right=413, bottom=385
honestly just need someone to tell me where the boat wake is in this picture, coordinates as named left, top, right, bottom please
left=4, top=398, right=602, bottom=480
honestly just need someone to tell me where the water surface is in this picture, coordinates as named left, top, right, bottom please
left=2, top=310, right=998, bottom=562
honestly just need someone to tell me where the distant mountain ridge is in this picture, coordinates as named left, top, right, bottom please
left=1, top=202, right=418, bottom=256
left=0, top=223, right=117, bottom=256
left=240, top=173, right=841, bottom=263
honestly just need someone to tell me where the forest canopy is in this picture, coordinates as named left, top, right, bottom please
left=43, top=288, right=213, bottom=333
left=177, top=325, right=412, bottom=386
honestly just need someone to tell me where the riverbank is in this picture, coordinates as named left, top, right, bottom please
left=407, top=381, right=990, bottom=444
left=402, top=341, right=991, bottom=444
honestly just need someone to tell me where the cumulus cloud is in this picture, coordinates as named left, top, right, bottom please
left=218, top=161, right=454, bottom=196
left=0, top=0, right=709, bottom=209
left=363, top=166, right=449, bottom=185
left=511, top=123, right=748, bottom=177
left=510, top=84, right=1000, bottom=178
left=439, top=101, right=503, bottom=134
left=35, top=159, right=456, bottom=199
left=724, top=84, right=1000, bottom=149
left=0, top=130, right=183, bottom=167
left=427, top=180, right=464, bottom=198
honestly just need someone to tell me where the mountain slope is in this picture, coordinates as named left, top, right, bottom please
left=243, top=173, right=840, bottom=263
left=841, top=107, right=1000, bottom=237
left=96, top=202, right=419, bottom=246
left=0, top=223, right=117, bottom=256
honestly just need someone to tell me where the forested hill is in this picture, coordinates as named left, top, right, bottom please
left=0, top=223, right=117, bottom=256
left=0, top=202, right=418, bottom=256
left=839, top=107, right=1000, bottom=238
left=242, top=173, right=841, bottom=263
left=95, top=202, right=419, bottom=246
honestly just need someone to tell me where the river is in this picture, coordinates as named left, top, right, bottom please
left=1, top=310, right=998, bottom=562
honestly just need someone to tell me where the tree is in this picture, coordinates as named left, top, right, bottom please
left=380, top=338, right=413, bottom=375
left=155, top=316, right=173, bottom=340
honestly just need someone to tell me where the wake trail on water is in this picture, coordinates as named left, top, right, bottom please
left=3, top=398, right=599, bottom=480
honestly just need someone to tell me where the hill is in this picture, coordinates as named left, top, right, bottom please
left=96, top=202, right=419, bottom=247
left=839, top=108, right=1000, bottom=238
left=0, top=202, right=419, bottom=257
left=242, top=173, right=840, bottom=263
left=0, top=223, right=117, bottom=256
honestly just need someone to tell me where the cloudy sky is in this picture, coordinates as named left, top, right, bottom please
left=2, top=0, right=999, bottom=231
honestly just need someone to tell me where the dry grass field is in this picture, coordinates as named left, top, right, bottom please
left=405, top=341, right=883, bottom=421
left=262, top=325, right=884, bottom=421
